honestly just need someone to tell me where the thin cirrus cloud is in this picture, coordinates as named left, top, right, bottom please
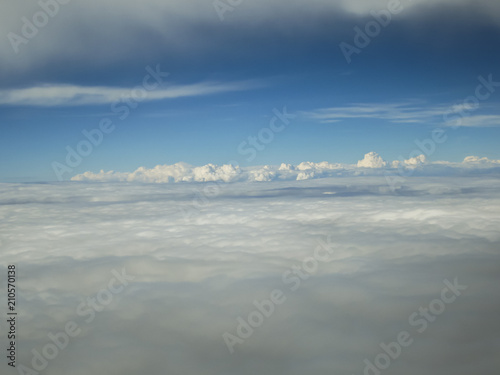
left=302, top=102, right=500, bottom=127
left=455, top=115, right=500, bottom=127
left=302, top=103, right=451, bottom=124
left=0, top=80, right=264, bottom=107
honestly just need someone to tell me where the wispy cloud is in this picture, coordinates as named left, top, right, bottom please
left=0, top=80, right=264, bottom=107
left=447, top=115, right=500, bottom=127
left=302, top=102, right=447, bottom=124
left=303, top=102, right=500, bottom=127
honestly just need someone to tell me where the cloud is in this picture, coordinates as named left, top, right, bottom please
left=446, top=115, right=500, bottom=127
left=357, top=151, right=387, bottom=168
left=463, top=155, right=500, bottom=164
left=302, top=102, right=446, bottom=124
left=392, top=154, right=427, bottom=169
left=70, top=152, right=500, bottom=183
left=72, top=162, right=242, bottom=183
left=0, top=80, right=264, bottom=106
left=1, top=175, right=499, bottom=375
left=302, top=102, right=500, bottom=128
left=1, top=0, right=499, bottom=86
left=71, top=161, right=345, bottom=183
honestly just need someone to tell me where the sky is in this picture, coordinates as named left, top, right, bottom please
left=1, top=0, right=500, bottom=182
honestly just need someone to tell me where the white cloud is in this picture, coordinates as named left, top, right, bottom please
left=71, top=160, right=347, bottom=183
left=392, top=154, right=428, bottom=169
left=357, top=151, right=387, bottom=168
left=0, top=80, right=263, bottom=106
left=462, top=155, right=500, bottom=165
left=72, top=162, right=242, bottom=183
left=432, top=155, right=500, bottom=169
left=337, top=0, right=500, bottom=17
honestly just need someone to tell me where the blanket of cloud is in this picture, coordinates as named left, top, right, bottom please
left=71, top=152, right=500, bottom=183
left=1, top=175, right=499, bottom=375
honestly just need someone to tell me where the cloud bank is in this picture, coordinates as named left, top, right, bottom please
left=71, top=152, right=500, bottom=183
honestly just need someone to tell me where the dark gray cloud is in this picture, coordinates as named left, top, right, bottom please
left=1, top=0, right=499, bottom=86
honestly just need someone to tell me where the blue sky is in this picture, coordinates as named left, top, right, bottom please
left=1, top=0, right=500, bottom=182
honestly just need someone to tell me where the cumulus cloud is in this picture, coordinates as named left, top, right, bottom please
left=357, top=151, right=387, bottom=168
left=392, top=154, right=428, bottom=169
left=72, top=162, right=242, bottom=183
left=71, top=160, right=344, bottom=183
left=1, top=175, right=499, bottom=375
left=71, top=153, right=500, bottom=183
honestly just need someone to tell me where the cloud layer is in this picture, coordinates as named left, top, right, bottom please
left=1, top=175, right=499, bottom=374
